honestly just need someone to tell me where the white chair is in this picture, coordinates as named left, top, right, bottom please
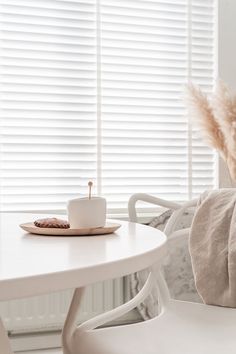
left=62, top=193, right=236, bottom=354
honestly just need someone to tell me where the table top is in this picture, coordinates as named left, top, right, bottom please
left=0, top=213, right=166, bottom=301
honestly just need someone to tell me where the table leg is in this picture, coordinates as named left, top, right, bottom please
left=62, top=287, right=85, bottom=354
left=0, top=317, right=13, bottom=354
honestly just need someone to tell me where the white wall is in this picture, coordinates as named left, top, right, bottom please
left=218, top=0, right=236, bottom=89
left=217, top=0, right=236, bottom=187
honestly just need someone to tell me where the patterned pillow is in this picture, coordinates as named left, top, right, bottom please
left=130, top=208, right=202, bottom=320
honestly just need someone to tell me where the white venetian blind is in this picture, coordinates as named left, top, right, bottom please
left=0, top=0, right=98, bottom=211
left=0, top=0, right=216, bottom=213
left=100, top=0, right=216, bottom=211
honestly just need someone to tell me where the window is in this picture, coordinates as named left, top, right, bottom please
left=0, top=0, right=216, bottom=213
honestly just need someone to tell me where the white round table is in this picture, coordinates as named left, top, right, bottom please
left=0, top=213, right=167, bottom=354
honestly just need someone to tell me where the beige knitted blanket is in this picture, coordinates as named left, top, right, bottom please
left=189, top=189, right=236, bottom=307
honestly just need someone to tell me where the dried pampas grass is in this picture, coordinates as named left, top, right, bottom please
left=212, top=80, right=236, bottom=160
left=185, top=80, right=236, bottom=181
left=186, top=83, right=226, bottom=153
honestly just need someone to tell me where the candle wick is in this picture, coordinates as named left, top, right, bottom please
left=88, top=181, right=93, bottom=200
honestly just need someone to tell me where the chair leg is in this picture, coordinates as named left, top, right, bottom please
left=62, top=287, right=85, bottom=354
left=0, top=317, right=13, bottom=354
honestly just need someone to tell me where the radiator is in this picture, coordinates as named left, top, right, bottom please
left=0, top=279, right=124, bottom=334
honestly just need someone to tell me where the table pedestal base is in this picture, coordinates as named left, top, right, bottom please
left=62, top=287, right=85, bottom=354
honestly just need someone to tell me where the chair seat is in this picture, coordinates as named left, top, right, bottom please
left=72, top=300, right=236, bottom=354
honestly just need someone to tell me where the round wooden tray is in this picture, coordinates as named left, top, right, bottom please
left=20, top=222, right=121, bottom=236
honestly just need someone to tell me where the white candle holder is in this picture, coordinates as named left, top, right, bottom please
left=67, top=196, right=107, bottom=229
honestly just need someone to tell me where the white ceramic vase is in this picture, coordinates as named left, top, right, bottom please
left=67, top=196, right=107, bottom=229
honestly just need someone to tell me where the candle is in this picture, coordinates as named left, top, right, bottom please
left=67, top=182, right=106, bottom=229
left=67, top=196, right=107, bottom=229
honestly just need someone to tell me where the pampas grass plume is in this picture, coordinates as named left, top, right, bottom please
left=185, top=83, right=226, bottom=154
left=185, top=81, right=236, bottom=181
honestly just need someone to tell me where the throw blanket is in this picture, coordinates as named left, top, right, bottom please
left=190, top=189, right=236, bottom=307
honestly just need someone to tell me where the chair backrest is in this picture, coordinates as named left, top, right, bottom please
left=128, top=193, right=181, bottom=223
left=128, top=193, right=198, bottom=238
